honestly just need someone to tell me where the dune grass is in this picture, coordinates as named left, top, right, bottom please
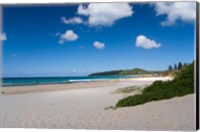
left=116, top=62, right=194, bottom=107
left=112, top=86, right=144, bottom=94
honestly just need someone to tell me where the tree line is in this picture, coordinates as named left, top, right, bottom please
left=168, top=62, right=188, bottom=71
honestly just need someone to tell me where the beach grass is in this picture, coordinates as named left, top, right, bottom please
left=112, top=86, right=143, bottom=94
left=116, top=62, right=194, bottom=107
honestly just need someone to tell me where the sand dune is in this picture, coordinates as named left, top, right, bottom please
left=1, top=77, right=195, bottom=130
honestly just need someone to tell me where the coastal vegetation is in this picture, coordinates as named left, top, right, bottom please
left=88, top=62, right=187, bottom=77
left=116, top=62, right=194, bottom=107
left=88, top=68, right=161, bottom=76
left=112, top=86, right=143, bottom=94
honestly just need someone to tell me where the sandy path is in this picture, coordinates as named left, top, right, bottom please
left=1, top=78, right=195, bottom=130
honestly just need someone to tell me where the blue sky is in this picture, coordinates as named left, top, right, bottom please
left=1, top=2, right=196, bottom=77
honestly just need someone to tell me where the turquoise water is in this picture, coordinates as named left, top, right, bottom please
left=2, top=76, right=133, bottom=86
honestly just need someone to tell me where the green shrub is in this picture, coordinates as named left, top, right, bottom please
left=116, top=62, right=194, bottom=108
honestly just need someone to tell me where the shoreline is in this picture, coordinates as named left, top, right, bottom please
left=1, top=76, right=172, bottom=96
left=1, top=75, right=173, bottom=87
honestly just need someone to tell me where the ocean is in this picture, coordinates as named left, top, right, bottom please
left=2, top=76, right=133, bottom=86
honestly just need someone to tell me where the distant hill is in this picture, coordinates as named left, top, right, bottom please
left=88, top=68, right=161, bottom=76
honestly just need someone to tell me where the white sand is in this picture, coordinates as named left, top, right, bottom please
left=129, top=76, right=173, bottom=81
left=1, top=77, right=195, bottom=130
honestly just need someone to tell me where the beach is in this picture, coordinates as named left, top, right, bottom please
left=1, top=76, right=195, bottom=130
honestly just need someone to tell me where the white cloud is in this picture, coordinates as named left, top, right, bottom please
left=0, top=33, right=7, bottom=41
left=93, top=41, right=105, bottom=49
left=154, top=2, right=196, bottom=26
left=77, top=3, right=133, bottom=26
left=61, top=16, right=83, bottom=24
left=135, top=35, right=161, bottom=49
left=59, top=30, right=79, bottom=44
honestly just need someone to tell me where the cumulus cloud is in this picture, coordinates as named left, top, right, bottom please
left=93, top=41, right=105, bottom=49
left=77, top=3, right=133, bottom=26
left=135, top=35, right=161, bottom=49
left=59, top=30, right=78, bottom=44
left=0, top=33, right=7, bottom=41
left=61, top=16, right=83, bottom=24
left=154, top=2, right=196, bottom=26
